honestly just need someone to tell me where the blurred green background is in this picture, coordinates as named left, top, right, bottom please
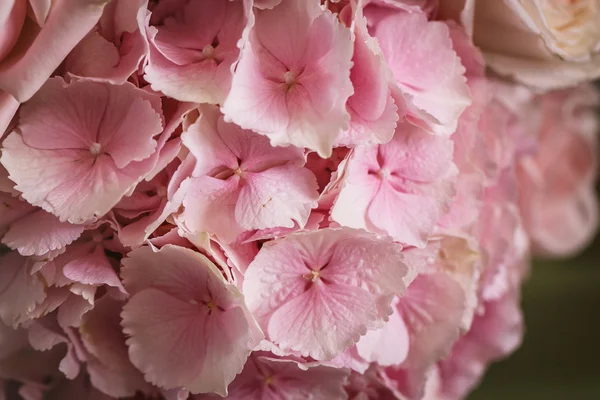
left=470, top=234, right=600, bottom=399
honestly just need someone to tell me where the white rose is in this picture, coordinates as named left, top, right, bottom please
left=465, top=0, right=600, bottom=90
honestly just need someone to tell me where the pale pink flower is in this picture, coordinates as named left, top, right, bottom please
left=121, top=244, right=263, bottom=395
left=178, top=105, right=319, bottom=243
left=367, top=7, right=471, bottom=136
left=517, top=85, right=599, bottom=257
left=243, top=228, right=408, bottom=360
left=145, top=0, right=252, bottom=104
left=222, top=0, right=354, bottom=157
left=331, top=121, right=456, bottom=247
left=1, top=78, right=164, bottom=224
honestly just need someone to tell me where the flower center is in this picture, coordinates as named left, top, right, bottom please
left=89, top=142, right=102, bottom=156
left=206, top=300, right=216, bottom=310
left=304, top=270, right=320, bottom=282
left=283, top=71, right=296, bottom=85
left=202, top=44, right=215, bottom=58
left=379, top=168, right=391, bottom=179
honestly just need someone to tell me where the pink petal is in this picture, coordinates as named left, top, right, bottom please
left=0, top=191, right=35, bottom=237
left=243, top=228, right=407, bottom=360
left=62, top=245, right=125, bottom=293
left=28, top=317, right=83, bottom=379
left=181, top=175, right=244, bottom=243
left=17, top=78, right=109, bottom=150
left=236, top=166, right=318, bottom=230
left=56, top=289, right=95, bottom=328
left=356, top=297, right=410, bottom=367
left=80, top=296, right=152, bottom=398
left=116, top=160, right=182, bottom=247
left=216, top=116, right=306, bottom=173
left=345, top=364, right=399, bottom=400
left=0, top=252, right=45, bottom=327
left=63, top=31, right=121, bottom=79
left=181, top=106, right=241, bottom=177
left=369, top=0, right=439, bottom=15
left=337, top=7, right=399, bottom=147
left=397, top=273, right=465, bottom=370
left=65, top=0, right=149, bottom=84
left=330, top=153, right=383, bottom=233
left=2, top=209, right=84, bottom=256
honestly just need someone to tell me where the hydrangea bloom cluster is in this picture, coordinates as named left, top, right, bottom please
left=0, top=0, right=598, bottom=399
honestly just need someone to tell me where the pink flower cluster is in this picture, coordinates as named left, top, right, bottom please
left=0, top=0, right=598, bottom=399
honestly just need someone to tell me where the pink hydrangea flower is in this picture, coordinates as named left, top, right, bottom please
left=243, top=228, right=408, bottom=360
left=0, top=0, right=596, bottom=398
left=121, top=244, right=263, bottom=396
left=331, top=121, right=457, bottom=247
left=145, top=0, right=252, bottom=104
left=222, top=0, right=354, bottom=157
left=517, top=85, right=599, bottom=257
left=178, top=105, right=319, bottom=243
left=1, top=78, right=164, bottom=224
